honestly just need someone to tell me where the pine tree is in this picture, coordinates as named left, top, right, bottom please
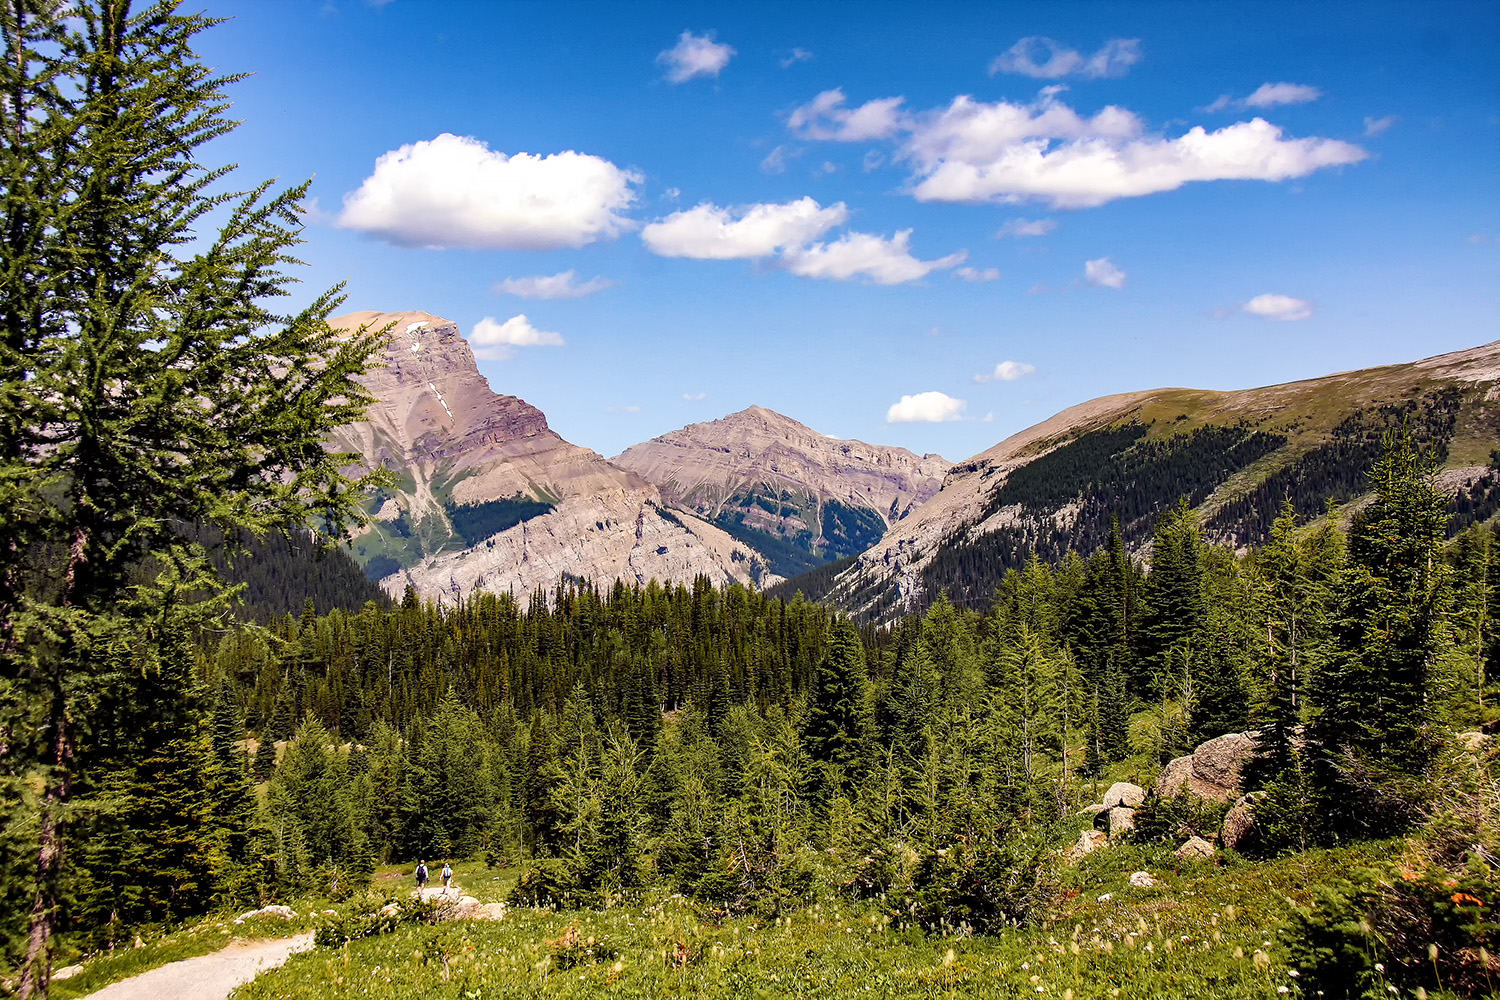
left=1138, top=499, right=1207, bottom=696
left=1309, top=431, right=1452, bottom=837
left=253, top=735, right=278, bottom=782
left=803, top=618, right=870, bottom=797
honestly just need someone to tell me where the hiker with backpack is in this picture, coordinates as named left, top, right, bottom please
left=441, top=862, right=453, bottom=890
left=415, top=861, right=429, bottom=889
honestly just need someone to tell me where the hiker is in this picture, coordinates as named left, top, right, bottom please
left=415, top=860, right=428, bottom=889
left=441, top=861, right=453, bottom=890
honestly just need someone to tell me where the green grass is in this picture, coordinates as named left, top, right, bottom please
left=49, top=913, right=315, bottom=1000
left=229, top=844, right=1403, bottom=1000
left=42, top=860, right=518, bottom=999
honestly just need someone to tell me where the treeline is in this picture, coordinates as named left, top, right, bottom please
left=3, top=434, right=1491, bottom=960
left=921, top=389, right=1478, bottom=611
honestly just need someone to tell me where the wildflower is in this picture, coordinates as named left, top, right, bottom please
left=1289, top=970, right=1300, bottom=978
left=1374, top=963, right=1384, bottom=973
left=1278, top=988, right=1289, bottom=995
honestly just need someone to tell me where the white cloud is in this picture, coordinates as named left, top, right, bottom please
left=974, top=361, right=1036, bottom=382
left=606, top=404, right=643, bottom=414
left=1084, top=257, right=1126, bottom=288
left=658, top=31, right=735, bottom=83
left=789, top=88, right=908, bottom=141
left=1244, top=82, right=1322, bottom=108
left=683, top=392, right=707, bottom=401
left=780, top=47, right=813, bottom=68
left=494, top=270, right=614, bottom=299
left=906, top=107, right=1367, bottom=208
left=997, top=217, right=1057, bottom=238
left=902, top=91, right=1143, bottom=170
left=862, top=150, right=885, bottom=172
left=339, top=133, right=639, bottom=250
left=760, top=144, right=800, bottom=174
left=886, top=391, right=967, bottom=423
left=1242, top=293, right=1312, bottom=321
left=470, top=315, right=565, bottom=360
left=1208, top=83, right=1322, bottom=113
left=641, top=197, right=848, bottom=259
left=989, top=37, right=1142, bottom=79
left=781, top=230, right=966, bottom=285
left=1364, top=115, right=1396, bottom=136
left=955, top=266, right=1001, bottom=282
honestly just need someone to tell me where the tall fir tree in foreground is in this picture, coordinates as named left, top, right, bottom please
left=0, top=2, right=384, bottom=993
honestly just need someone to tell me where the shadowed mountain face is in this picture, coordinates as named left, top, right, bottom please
left=613, top=406, right=948, bottom=578
left=326, top=311, right=775, bottom=600
left=818, top=340, right=1500, bottom=622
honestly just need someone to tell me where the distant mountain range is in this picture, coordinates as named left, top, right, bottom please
left=613, top=406, right=946, bottom=578
left=819, top=339, right=1500, bottom=621
left=323, top=311, right=1499, bottom=616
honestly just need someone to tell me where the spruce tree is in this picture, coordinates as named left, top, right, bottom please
left=1309, top=431, right=1452, bottom=837
left=0, top=6, right=386, bottom=985
left=803, top=618, right=870, bottom=796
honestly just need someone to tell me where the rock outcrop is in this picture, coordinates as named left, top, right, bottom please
left=1155, top=732, right=1258, bottom=804
left=1220, top=791, right=1265, bottom=851
left=1174, top=836, right=1217, bottom=860
left=613, top=406, right=947, bottom=577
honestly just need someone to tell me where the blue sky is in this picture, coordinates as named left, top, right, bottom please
left=195, top=0, right=1499, bottom=462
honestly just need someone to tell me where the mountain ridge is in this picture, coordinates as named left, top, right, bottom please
left=613, top=405, right=948, bottom=578
left=820, top=338, right=1500, bottom=621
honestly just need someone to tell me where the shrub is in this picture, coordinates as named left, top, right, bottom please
left=887, top=834, right=1056, bottom=935
left=314, top=896, right=442, bottom=948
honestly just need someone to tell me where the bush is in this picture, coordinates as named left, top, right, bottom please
left=314, top=896, right=442, bottom=948
left=886, top=834, right=1055, bottom=935
left=1128, top=792, right=1228, bottom=844
left=1282, top=864, right=1500, bottom=998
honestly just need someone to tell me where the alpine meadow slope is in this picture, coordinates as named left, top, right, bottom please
left=820, top=338, right=1500, bottom=620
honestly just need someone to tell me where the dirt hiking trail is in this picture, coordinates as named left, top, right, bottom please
left=79, top=933, right=313, bottom=1000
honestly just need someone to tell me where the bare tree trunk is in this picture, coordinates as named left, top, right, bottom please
left=19, top=694, right=69, bottom=1000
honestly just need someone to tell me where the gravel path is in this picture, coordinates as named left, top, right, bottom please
left=79, top=933, right=314, bottom=1000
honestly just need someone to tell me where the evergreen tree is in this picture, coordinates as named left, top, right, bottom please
left=1309, top=432, right=1452, bottom=837
left=803, top=618, right=870, bottom=797
left=1138, top=499, right=1208, bottom=696
left=0, top=4, right=387, bottom=983
left=253, top=735, right=278, bottom=782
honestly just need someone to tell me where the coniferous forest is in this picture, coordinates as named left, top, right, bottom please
left=2, top=4, right=1499, bottom=1000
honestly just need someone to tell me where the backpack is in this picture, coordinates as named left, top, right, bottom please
left=417, top=864, right=428, bottom=881
left=443, top=865, right=452, bottom=879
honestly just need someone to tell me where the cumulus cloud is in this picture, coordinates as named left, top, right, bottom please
left=886, top=391, right=967, bottom=423
left=658, top=31, right=735, bottom=83
left=641, top=197, right=848, bottom=259
left=974, top=361, right=1036, bottom=382
left=1364, top=115, right=1396, bottom=136
left=1084, top=257, right=1126, bottom=288
left=955, top=266, right=1001, bottom=282
left=781, top=230, right=966, bottom=285
left=470, top=315, right=565, bottom=361
left=494, top=270, right=614, bottom=299
left=1242, top=293, right=1312, bottom=321
left=997, top=217, right=1057, bottom=238
left=789, top=88, right=909, bottom=141
left=780, top=47, right=813, bottom=68
left=339, top=133, right=639, bottom=249
left=989, top=37, right=1142, bottom=79
left=905, top=101, right=1367, bottom=208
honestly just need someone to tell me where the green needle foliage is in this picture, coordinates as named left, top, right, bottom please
left=0, top=1, right=385, bottom=993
